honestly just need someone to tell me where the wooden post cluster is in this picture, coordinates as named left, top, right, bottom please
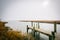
left=27, top=26, right=55, bottom=40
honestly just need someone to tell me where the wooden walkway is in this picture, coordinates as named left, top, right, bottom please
left=27, top=26, right=52, bottom=36
left=19, top=20, right=60, bottom=40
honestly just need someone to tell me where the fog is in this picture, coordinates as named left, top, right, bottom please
left=0, top=0, right=60, bottom=40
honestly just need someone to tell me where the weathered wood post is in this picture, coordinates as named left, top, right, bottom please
left=27, top=25, right=29, bottom=34
left=52, top=31, right=55, bottom=40
left=54, top=22, right=57, bottom=33
left=49, top=35, right=52, bottom=40
left=31, top=22, right=33, bottom=27
left=33, top=27, right=35, bottom=37
left=37, top=22, right=40, bottom=40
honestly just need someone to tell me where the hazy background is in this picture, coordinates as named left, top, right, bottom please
left=0, top=0, right=60, bottom=40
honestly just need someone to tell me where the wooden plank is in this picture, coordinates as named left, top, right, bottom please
left=19, top=20, right=60, bottom=24
left=28, top=27, right=52, bottom=36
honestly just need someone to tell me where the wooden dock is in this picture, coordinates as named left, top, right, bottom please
left=19, top=20, right=60, bottom=40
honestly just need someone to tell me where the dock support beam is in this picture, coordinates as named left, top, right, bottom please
left=54, top=22, right=57, bottom=33
left=52, top=32, right=55, bottom=40
left=33, top=27, right=35, bottom=37
left=27, top=25, right=28, bottom=34
left=49, top=31, right=55, bottom=40
left=31, top=22, right=33, bottom=27
left=49, top=36, right=52, bottom=40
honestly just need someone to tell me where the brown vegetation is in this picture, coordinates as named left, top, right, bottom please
left=0, top=21, right=35, bottom=40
